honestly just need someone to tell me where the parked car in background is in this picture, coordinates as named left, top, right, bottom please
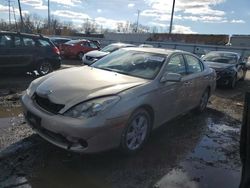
left=50, top=37, right=71, bottom=49
left=0, top=31, right=61, bottom=75
left=202, top=51, right=247, bottom=88
left=22, top=47, right=216, bottom=154
left=246, top=56, right=250, bottom=70
left=60, top=39, right=99, bottom=60
left=82, top=43, right=135, bottom=65
left=90, top=39, right=101, bottom=49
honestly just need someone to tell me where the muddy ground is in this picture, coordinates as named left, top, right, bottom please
left=0, top=60, right=248, bottom=188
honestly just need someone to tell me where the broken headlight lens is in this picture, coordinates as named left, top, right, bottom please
left=64, top=96, right=120, bottom=118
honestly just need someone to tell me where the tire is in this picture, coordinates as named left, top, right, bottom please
left=120, top=109, right=152, bottom=154
left=78, top=52, right=84, bottom=60
left=195, top=89, right=209, bottom=113
left=229, top=75, right=237, bottom=89
left=240, top=71, right=246, bottom=81
left=37, top=61, right=53, bottom=76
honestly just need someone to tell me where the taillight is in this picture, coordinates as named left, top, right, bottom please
left=53, top=47, right=60, bottom=55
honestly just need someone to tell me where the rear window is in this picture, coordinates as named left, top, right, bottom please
left=38, top=39, right=51, bottom=47
left=23, top=37, right=36, bottom=47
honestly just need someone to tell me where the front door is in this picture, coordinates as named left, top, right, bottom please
left=156, top=54, right=188, bottom=125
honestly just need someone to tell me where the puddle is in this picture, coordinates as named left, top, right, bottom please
left=155, top=113, right=241, bottom=188
left=0, top=108, right=242, bottom=188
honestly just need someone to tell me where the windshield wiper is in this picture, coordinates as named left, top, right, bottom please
left=97, top=67, right=131, bottom=76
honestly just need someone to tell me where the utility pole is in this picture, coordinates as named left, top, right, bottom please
left=17, top=0, right=24, bottom=32
left=48, top=0, right=51, bottom=33
left=8, top=0, right=11, bottom=26
left=135, top=9, right=141, bottom=33
left=169, top=0, right=176, bottom=34
left=12, top=6, right=17, bottom=31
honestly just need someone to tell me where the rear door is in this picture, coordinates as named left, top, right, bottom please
left=183, top=54, right=206, bottom=109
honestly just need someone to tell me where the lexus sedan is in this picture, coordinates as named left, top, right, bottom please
left=82, top=43, right=135, bottom=65
left=22, top=48, right=216, bottom=154
left=202, top=51, right=247, bottom=88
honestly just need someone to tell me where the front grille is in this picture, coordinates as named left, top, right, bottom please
left=34, top=93, right=64, bottom=114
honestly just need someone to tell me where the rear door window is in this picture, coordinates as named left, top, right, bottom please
left=166, top=55, right=187, bottom=75
left=14, top=36, right=23, bottom=47
left=23, top=37, right=36, bottom=47
left=38, top=39, right=51, bottom=47
left=89, top=42, right=98, bottom=48
left=0, top=35, right=12, bottom=48
left=184, top=55, right=203, bottom=74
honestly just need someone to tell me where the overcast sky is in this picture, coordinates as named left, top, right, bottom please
left=0, top=0, right=249, bottom=34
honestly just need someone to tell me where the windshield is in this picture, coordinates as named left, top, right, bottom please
left=101, top=44, right=120, bottom=52
left=91, top=49, right=166, bottom=79
left=202, top=52, right=238, bottom=64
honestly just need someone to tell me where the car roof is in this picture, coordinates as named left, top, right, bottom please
left=123, top=47, right=190, bottom=56
left=0, top=31, right=45, bottom=38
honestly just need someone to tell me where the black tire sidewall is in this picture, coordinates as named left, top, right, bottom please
left=37, top=61, right=52, bottom=76
left=196, top=89, right=209, bottom=113
left=229, top=75, right=237, bottom=88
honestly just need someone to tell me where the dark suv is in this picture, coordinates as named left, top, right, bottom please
left=0, top=31, right=61, bottom=75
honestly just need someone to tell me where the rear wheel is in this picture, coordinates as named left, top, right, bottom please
left=229, top=75, right=237, bottom=89
left=120, top=109, right=152, bottom=154
left=37, top=61, right=53, bottom=76
left=195, top=89, right=209, bottom=113
left=240, top=71, right=246, bottom=81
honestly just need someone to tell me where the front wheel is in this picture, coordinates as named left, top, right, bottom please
left=78, top=52, right=84, bottom=60
left=37, top=61, right=53, bottom=76
left=120, top=109, right=152, bottom=154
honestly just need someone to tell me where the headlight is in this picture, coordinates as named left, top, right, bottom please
left=26, top=77, right=44, bottom=97
left=64, top=96, right=120, bottom=119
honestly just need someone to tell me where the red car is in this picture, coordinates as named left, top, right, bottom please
left=60, top=39, right=99, bottom=60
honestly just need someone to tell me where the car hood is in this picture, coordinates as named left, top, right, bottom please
left=35, top=66, right=147, bottom=108
left=204, top=61, right=234, bottom=71
left=85, top=50, right=109, bottom=58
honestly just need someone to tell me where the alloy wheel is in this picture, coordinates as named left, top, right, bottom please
left=125, top=113, right=149, bottom=151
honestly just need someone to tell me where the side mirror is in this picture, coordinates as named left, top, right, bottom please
left=160, top=72, right=182, bottom=83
